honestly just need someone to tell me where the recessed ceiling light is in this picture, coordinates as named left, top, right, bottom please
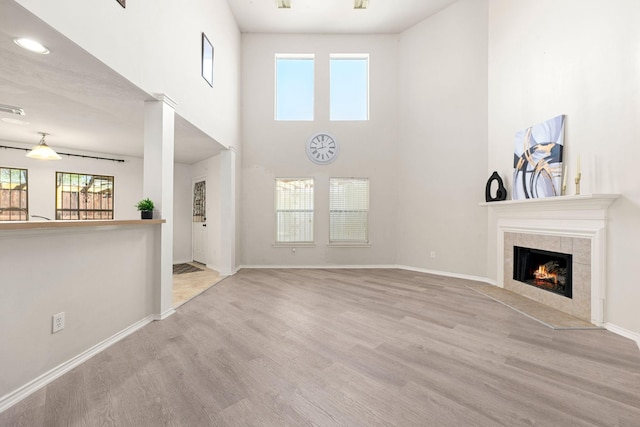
left=1, top=117, right=30, bottom=126
left=13, top=37, right=50, bottom=54
left=354, top=0, right=369, bottom=9
left=276, top=0, right=291, bottom=8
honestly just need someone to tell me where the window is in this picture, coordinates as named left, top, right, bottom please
left=0, top=167, right=28, bottom=221
left=330, top=178, right=369, bottom=243
left=275, top=54, right=315, bottom=121
left=56, top=172, right=114, bottom=220
left=276, top=178, right=314, bottom=243
left=330, top=54, right=369, bottom=121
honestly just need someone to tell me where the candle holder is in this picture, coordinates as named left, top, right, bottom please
left=575, top=173, right=581, bottom=195
left=562, top=184, right=567, bottom=196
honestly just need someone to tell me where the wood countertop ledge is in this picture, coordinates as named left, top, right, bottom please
left=0, top=219, right=166, bottom=231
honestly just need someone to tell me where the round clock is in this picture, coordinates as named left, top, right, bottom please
left=306, top=132, right=339, bottom=165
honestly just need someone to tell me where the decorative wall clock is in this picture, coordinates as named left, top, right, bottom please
left=306, top=132, right=339, bottom=165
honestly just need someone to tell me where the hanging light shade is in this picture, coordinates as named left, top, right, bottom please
left=276, top=0, right=291, bottom=8
left=26, top=132, right=61, bottom=160
left=354, top=0, right=369, bottom=9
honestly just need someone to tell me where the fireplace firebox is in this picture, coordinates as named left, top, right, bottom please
left=513, top=246, right=572, bottom=298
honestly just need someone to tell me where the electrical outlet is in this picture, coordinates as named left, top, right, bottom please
left=430, top=251, right=436, bottom=259
left=52, top=312, right=65, bottom=333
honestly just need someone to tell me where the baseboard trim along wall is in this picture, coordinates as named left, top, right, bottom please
left=239, top=264, right=400, bottom=270
left=240, top=264, right=495, bottom=287
left=152, top=308, right=176, bottom=321
left=606, top=323, right=640, bottom=350
left=395, top=265, right=497, bottom=286
left=0, top=315, right=155, bottom=414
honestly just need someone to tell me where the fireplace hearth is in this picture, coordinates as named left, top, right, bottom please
left=513, top=246, right=572, bottom=298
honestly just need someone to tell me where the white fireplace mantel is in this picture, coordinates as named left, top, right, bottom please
left=482, top=194, right=620, bottom=326
left=480, top=194, right=619, bottom=219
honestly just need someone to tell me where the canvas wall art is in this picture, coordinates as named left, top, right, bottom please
left=513, top=114, right=565, bottom=200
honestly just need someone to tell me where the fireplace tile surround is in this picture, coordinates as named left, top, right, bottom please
left=505, top=232, right=590, bottom=321
left=484, top=194, right=619, bottom=326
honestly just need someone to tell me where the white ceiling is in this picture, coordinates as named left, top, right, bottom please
left=0, top=0, right=457, bottom=165
left=0, top=1, right=222, bottom=164
left=227, top=0, right=458, bottom=34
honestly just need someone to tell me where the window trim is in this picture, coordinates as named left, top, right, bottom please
left=329, top=53, right=370, bottom=122
left=329, top=177, right=370, bottom=245
left=274, top=53, right=315, bottom=122
left=274, top=177, right=315, bottom=244
left=0, top=166, right=28, bottom=221
left=55, top=171, right=114, bottom=220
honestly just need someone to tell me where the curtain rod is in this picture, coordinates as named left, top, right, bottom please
left=0, top=145, right=126, bottom=163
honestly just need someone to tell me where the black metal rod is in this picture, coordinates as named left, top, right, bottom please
left=0, top=145, right=126, bottom=163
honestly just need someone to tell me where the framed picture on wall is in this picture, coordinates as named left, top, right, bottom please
left=116, top=0, right=125, bottom=8
left=201, top=33, right=214, bottom=87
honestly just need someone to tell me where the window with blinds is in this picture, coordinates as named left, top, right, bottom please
left=275, top=178, right=314, bottom=243
left=0, top=167, right=28, bottom=221
left=330, top=178, right=369, bottom=243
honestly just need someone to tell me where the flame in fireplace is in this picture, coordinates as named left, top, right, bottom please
left=533, top=264, right=558, bottom=284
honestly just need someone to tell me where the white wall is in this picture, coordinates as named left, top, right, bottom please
left=173, top=162, right=193, bottom=263
left=488, top=0, right=640, bottom=336
left=396, top=0, right=489, bottom=277
left=241, top=34, right=399, bottom=266
left=0, top=223, right=160, bottom=400
left=16, top=0, right=242, bottom=149
left=0, top=141, right=142, bottom=220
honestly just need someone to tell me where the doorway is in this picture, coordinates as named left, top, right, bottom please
left=192, top=179, right=207, bottom=264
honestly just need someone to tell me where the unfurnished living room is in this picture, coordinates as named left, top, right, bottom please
left=1, top=0, right=639, bottom=426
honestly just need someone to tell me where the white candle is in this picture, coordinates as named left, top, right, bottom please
left=577, top=153, right=581, bottom=176
left=562, top=166, right=567, bottom=190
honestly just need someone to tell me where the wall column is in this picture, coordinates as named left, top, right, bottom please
left=144, top=94, right=176, bottom=319
left=219, top=147, right=237, bottom=276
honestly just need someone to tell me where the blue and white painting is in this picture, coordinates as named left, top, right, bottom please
left=513, top=115, right=565, bottom=199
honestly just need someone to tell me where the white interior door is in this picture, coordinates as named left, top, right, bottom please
left=192, top=179, right=207, bottom=264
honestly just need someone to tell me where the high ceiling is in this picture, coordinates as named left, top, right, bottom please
left=227, top=0, right=457, bottom=34
left=0, top=1, right=222, bottom=164
left=0, top=0, right=457, bottom=164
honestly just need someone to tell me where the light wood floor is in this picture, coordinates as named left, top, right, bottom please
left=2, top=269, right=639, bottom=426
left=173, top=263, right=222, bottom=308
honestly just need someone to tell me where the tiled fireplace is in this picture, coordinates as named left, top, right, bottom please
left=504, top=232, right=590, bottom=321
left=487, top=194, right=618, bottom=326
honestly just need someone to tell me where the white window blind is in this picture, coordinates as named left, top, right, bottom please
left=276, top=178, right=314, bottom=243
left=330, top=178, right=369, bottom=243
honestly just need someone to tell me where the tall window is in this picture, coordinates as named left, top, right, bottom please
left=330, top=178, right=369, bottom=243
left=276, top=178, right=314, bottom=243
left=275, top=54, right=315, bottom=121
left=56, top=172, right=114, bottom=220
left=330, top=54, right=369, bottom=121
left=0, top=167, right=28, bottom=221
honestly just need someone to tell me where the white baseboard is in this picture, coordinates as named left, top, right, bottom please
left=605, top=323, right=640, bottom=350
left=0, top=315, right=154, bottom=414
left=396, top=264, right=496, bottom=285
left=152, top=308, right=175, bottom=321
left=239, top=264, right=399, bottom=270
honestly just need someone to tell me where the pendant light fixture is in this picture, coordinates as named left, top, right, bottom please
left=276, top=0, right=291, bottom=8
left=354, top=0, right=369, bottom=9
left=26, top=132, right=61, bottom=160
